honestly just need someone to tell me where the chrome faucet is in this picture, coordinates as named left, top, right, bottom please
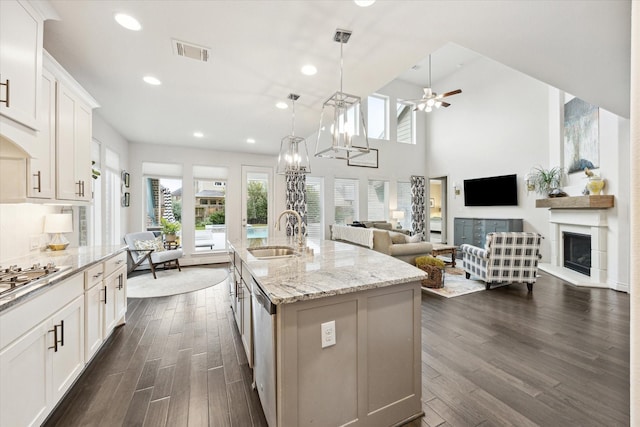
left=275, top=209, right=305, bottom=252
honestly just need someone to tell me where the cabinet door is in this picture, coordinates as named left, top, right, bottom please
left=51, top=295, right=85, bottom=403
left=56, top=83, right=92, bottom=201
left=114, top=268, right=127, bottom=324
left=28, top=68, right=56, bottom=199
left=0, top=321, right=51, bottom=427
left=0, top=0, right=42, bottom=131
left=103, top=276, right=118, bottom=338
left=74, top=101, right=92, bottom=202
left=85, top=283, right=104, bottom=361
left=241, top=278, right=253, bottom=367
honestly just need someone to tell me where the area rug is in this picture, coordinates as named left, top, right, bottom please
left=421, top=267, right=504, bottom=298
left=127, top=267, right=228, bottom=298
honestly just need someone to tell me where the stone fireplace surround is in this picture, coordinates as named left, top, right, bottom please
left=539, top=209, right=609, bottom=288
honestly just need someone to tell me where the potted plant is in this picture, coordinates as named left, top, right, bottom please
left=161, top=218, right=181, bottom=242
left=531, top=166, right=566, bottom=197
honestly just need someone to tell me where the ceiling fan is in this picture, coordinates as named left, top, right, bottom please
left=409, top=54, right=462, bottom=112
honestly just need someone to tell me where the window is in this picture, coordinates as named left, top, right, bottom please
left=306, top=177, right=324, bottom=241
left=367, top=180, right=389, bottom=221
left=367, top=94, right=388, bottom=140
left=396, top=101, right=415, bottom=144
left=334, top=178, right=358, bottom=224
left=397, top=181, right=412, bottom=230
left=193, top=165, right=228, bottom=252
left=142, top=162, right=183, bottom=234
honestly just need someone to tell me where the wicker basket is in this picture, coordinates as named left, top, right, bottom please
left=418, top=264, right=444, bottom=288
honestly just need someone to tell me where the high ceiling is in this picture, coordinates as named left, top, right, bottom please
left=43, top=0, right=631, bottom=156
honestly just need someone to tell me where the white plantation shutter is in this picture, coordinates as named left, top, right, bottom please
left=306, top=176, right=323, bottom=241
left=397, top=181, right=411, bottom=230
left=334, top=178, right=359, bottom=224
left=367, top=180, right=389, bottom=220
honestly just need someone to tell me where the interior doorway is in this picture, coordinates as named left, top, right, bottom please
left=429, top=177, right=448, bottom=243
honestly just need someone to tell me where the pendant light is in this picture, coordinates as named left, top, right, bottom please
left=276, top=94, right=311, bottom=175
left=315, top=29, right=370, bottom=160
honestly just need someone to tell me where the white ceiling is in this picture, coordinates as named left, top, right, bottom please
left=43, top=0, right=631, bottom=156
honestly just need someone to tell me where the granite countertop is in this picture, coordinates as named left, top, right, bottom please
left=0, top=245, right=127, bottom=311
left=229, top=238, right=426, bottom=305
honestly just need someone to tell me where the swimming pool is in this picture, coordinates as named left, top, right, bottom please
left=247, top=225, right=268, bottom=239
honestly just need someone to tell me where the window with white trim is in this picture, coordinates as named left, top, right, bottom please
left=334, top=178, right=359, bottom=224
left=306, top=176, right=324, bottom=241
left=396, top=100, right=415, bottom=144
left=367, top=180, right=389, bottom=221
left=397, top=181, right=412, bottom=230
left=367, top=94, right=388, bottom=140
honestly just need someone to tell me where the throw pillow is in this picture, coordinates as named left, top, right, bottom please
left=388, top=231, right=407, bottom=244
left=406, top=233, right=423, bottom=243
left=134, top=236, right=165, bottom=252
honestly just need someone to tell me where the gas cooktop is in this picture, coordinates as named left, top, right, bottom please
left=0, top=263, right=71, bottom=298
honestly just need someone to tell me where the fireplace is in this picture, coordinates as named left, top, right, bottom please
left=563, top=232, right=591, bottom=276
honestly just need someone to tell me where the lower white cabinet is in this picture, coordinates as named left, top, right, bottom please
left=84, top=260, right=126, bottom=362
left=104, top=265, right=126, bottom=338
left=0, top=288, right=84, bottom=427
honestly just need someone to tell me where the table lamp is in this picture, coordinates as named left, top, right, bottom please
left=392, top=210, right=405, bottom=229
left=44, top=213, right=73, bottom=251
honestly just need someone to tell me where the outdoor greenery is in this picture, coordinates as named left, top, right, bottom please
left=247, top=181, right=268, bottom=224
left=172, top=200, right=182, bottom=222
left=209, top=208, right=225, bottom=225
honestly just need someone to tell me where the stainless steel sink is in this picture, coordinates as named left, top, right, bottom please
left=247, top=246, right=296, bottom=259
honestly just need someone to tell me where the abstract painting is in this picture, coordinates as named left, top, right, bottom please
left=564, top=97, right=599, bottom=174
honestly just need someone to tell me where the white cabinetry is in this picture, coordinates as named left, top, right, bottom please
left=84, top=252, right=127, bottom=362
left=0, top=0, right=43, bottom=135
left=48, top=51, right=97, bottom=202
left=27, top=67, right=56, bottom=199
left=0, top=273, right=85, bottom=427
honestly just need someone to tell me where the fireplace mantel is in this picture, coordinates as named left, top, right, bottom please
left=535, top=195, right=614, bottom=209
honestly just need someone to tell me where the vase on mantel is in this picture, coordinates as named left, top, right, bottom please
left=587, top=176, right=606, bottom=195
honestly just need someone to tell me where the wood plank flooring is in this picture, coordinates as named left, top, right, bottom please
left=44, top=267, right=629, bottom=427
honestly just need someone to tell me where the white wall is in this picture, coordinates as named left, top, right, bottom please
left=426, top=55, right=551, bottom=258
left=0, top=204, right=58, bottom=261
left=426, top=53, right=630, bottom=289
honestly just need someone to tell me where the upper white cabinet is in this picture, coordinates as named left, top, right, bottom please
left=44, top=51, right=98, bottom=202
left=27, top=67, right=56, bottom=199
left=0, top=0, right=43, bottom=132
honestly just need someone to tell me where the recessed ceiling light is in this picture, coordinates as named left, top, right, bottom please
left=354, top=0, right=376, bottom=7
left=246, top=138, right=256, bottom=144
left=301, top=64, right=317, bottom=76
left=193, top=131, right=204, bottom=138
left=114, top=13, right=142, bottom=31
left=143, top=76, right=161, bottom=85
left=276, top=102, right=288, bottom=110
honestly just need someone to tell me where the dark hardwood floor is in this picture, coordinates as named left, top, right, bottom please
left=44, top=268, right=629, bottom=427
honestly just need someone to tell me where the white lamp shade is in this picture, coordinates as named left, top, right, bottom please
left=392, top=210, right=405, bottom=220
left=44, top=214, right=73, bottom=233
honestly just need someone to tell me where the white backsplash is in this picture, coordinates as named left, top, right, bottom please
left=0, top=204, right=58, bottom=262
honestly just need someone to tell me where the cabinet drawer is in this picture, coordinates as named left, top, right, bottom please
left=104, top=252, right=126, bottom=278
left=84, top=263, right=104, bottom=289
left=0, top=272, right=83, bottom=349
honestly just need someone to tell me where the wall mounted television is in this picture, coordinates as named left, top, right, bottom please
left=463, top=174, right=518, bottom=206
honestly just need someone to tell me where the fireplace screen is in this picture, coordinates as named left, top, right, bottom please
left=563, top=232, right=591, bottom=276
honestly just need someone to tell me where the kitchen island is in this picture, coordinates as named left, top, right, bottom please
left=229, top=237, right=426, bottom=427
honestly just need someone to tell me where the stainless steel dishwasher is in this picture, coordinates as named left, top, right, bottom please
left=251, top=277, right=277, bottom=427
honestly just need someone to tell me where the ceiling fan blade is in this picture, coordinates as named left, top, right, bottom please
left=441, top=101, right=451, bottom=108
left=440, top=89, right=462, bottom=98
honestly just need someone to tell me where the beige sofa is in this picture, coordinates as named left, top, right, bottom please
left=331, top=224, right=432, bottom=265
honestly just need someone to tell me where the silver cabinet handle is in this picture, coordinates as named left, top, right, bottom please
left=33, top=171, right=41, bottom=192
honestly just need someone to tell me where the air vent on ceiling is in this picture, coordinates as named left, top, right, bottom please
left=172, top=39, right=211, bottom=63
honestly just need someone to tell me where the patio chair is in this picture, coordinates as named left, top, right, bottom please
left=124, top=231, right=183, bottom=279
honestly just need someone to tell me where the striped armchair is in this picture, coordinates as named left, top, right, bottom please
left=460, top=232, right=542, bottom=291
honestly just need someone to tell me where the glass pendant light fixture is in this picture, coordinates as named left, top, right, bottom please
left=276, top=94, right=311, bottom=175
left=315, top=29, right=370, bottom=160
